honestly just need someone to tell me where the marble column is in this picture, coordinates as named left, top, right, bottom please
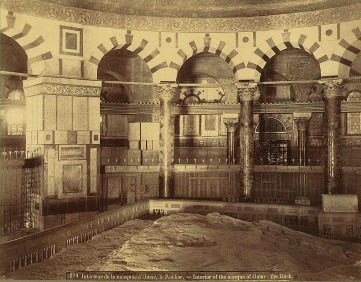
left=294, top=113, right=311, bottom=166
left=224, top=119, right=238, bottom=164
left=156, top=83, right=176, bottom=198
left=320, top=79, right=343, bottom=194
left=237, top=83, right=258, bottom=200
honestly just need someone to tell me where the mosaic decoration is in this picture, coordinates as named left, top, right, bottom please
left=308, top=85, right=323, bottom=102
left=345, top=91, right=361, bottom=135
left=204, top=115, right=217, bottom=131
left=347, top=113, right=361, bottom=135
left=202, top=115, right=219, bottom=137
left=183, top=115, right=200, bottom=136
left=255, top=117, right=287, bottom=133
left=309, top=113, right=324, bottom=136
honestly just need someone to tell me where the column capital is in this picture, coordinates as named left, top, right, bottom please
left=236, top=82, right=259, bottom=101
left=319, top=79, right=343, bottom=99
left=293, top=112, right=312, bottom=120
left=294, top=112, right=312, bottom=130
left=156, top=83, right=177, bottom=101
left=224, top=118, right=239, bottom=133
left=294, top=116, right=311, bottom=130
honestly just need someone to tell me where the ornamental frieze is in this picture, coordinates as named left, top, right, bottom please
left=2, top=0, right=361, bottom=32
left=24, top=83, right=101, bottom=97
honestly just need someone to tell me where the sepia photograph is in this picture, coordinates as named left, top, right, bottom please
left=1, top=0, right=361, bottom=281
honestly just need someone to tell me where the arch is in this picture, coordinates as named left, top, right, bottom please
left=247, top=32, right=329, bottom=81
left=346, top=90, right=361, bottom=101
left=88, top=33, right=168, bottom=80
left=178, top=71, right=226, bottom=104
left=169, top=37, right=245, bottom=80
left=0, top=12, right=53, bottom=75
left=255, top=117, right=287, bottom=134
left=331, top=27, right=361, bottom=78
left=183, top=94, right=201, bottom=104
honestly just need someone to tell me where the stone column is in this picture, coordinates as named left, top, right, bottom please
left=320, top=79, right=343, bottom=194
left=294, top=113, right=311, bottom=166
left=156, top=83, right=176, bottom=198
left=23, top=77, right=101, bottom=230
left=224, top=119, right=238, bottom=164
left=237, top=82, right=258, bottom=200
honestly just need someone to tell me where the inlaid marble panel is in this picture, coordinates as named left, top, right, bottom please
left=90, top=147, right=97, bottom=194
left=73, top=96, right=88, bottom=130
left=63, top=164, right=82, bottom=193
left=57, top=96, right=72, bottom=130
left=44, top=95, right=56, bottom=130
left=47, top=148, right=55, bottom=197
left=183, top=115, right=200, bottom=136
left=37, top=95, right=44, bottom=131
left=88, top=97, right=99, bottom=131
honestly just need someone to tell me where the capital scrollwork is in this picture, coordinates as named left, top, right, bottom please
left=293, top=112, right=311, bottom=130
left=294, top=118, right=310, bottom=130
left=319, top=79, right=343, bottom=99
left=236, top=82, right=259, bottom=101
left=224, top=118, right=239, bottom=133
left=156, top=84, right=177, bottom=101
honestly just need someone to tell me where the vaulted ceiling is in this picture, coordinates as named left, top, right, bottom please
left=39, top=0, right=360, bottom=18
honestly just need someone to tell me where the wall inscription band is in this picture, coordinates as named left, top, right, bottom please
left=3, top=0, right=361, bottom=32
left=25, top=83, right=101, bottom=97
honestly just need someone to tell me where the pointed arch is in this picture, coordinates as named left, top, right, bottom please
left=247, top=32, right=329, bottom=81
